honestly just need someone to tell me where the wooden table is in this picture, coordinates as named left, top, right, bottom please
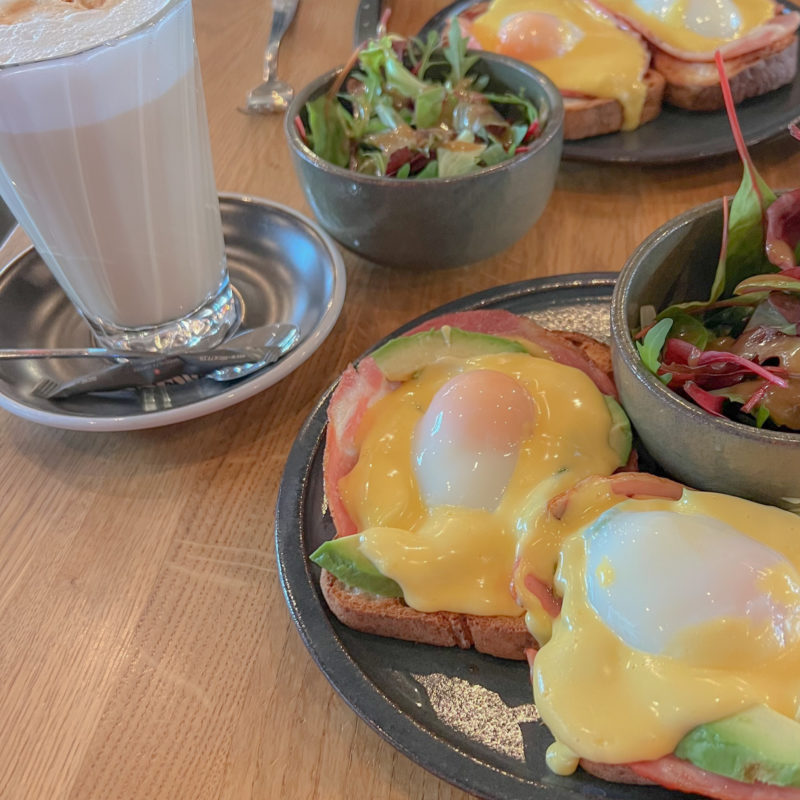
left=1, top=2, right=798, bottom=798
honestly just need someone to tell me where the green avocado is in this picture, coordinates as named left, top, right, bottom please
left=310, top=536, right=403, bottom=598
left=674, top=704, right=800, bottom=787
left=371, top=327, right=528, bottom=381
left=604, top=396, right=633, bottom=467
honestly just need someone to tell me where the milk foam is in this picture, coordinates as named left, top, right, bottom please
left=0, top=0, right=190, bottom=132
left=0, top=0, right=171, bottom=65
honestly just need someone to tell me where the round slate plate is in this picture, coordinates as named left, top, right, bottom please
left=414, top=0, right=800, bottom=165
left=275, top=273, right=698, bottom=800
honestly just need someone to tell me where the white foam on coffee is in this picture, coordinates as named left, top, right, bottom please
left=0, top=0, right=170, bottom=64
left=0, top=0, right=193, bottom=132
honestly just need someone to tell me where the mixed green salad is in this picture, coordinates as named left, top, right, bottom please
left=636, top=55, right=800, bottom=432
left=294, top=21, right=541, bottom=179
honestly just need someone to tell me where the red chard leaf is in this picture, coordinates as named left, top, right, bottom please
left=765, top=188, right=800, bottom=270
left=684, top=382, right=727, bottom=417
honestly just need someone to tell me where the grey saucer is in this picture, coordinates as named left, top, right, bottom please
left=276, top=274, right=681, bottom=800
left=0, top=194, right=345, bottom=431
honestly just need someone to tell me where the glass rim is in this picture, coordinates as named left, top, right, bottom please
left=0, top=0, right=186, bottom=70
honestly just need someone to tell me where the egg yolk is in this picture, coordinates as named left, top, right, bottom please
left=413, top=369, right=536, bottom=512
left=496, top=11, right=584, bottom=60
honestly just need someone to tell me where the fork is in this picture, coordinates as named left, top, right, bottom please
left=241, top=0, right=300, bottom=114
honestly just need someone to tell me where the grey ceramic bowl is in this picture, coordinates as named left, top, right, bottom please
left=610, top=197, right=800, bottom=511
left=284, top=52, right=563, bottom=270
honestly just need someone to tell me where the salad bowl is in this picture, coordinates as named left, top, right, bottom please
left=610, top=197, right=800, bottom=511
left=284, top=47, right=563, bottom=270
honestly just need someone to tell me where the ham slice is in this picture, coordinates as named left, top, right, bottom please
left=324, top=358, right=394, bottom=537
left=523, top=573, right=562, bottom=617
left=630, top=755, right=800, bottom=800
left=544, top=471, right=677, bottom=521
left=607, top=472, right=684, bottom=499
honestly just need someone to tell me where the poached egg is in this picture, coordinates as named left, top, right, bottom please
left=467, top=0, right=651, bottom=130
left=517, top=477, right=800, bottom=774
left=337, top=351, right=626, bottom=617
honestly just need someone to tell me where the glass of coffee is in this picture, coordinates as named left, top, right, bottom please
left=0, top=0, right=240, bottom=353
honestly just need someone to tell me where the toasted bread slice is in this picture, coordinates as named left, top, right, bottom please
left=562, top=69, right=666, bottom=140
left=320, top=570, right=535, bottom=660
left=654, top=34, right=798, bottom=111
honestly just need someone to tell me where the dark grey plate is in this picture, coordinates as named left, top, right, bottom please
left=275, top=273, right=698, bottom=800
left=0, top=194, right=345, bottom=431
left=407, top=0, right=800, bottom=165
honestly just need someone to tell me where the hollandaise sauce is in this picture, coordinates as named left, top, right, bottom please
left=338, top=352, right=622, bottom=617
left=524, top=481, right=800, bottom=769
left=469, top=0, right=651, bottom=129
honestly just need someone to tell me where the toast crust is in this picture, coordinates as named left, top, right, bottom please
left=550, top=330, right=613, bottom=379
left=320, top=570, right=536, bottom=660
left=562, top=69, right=665, bottom=140
left=655, top=34, right=798, bottom=111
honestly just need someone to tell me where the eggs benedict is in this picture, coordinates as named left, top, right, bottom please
left=466, top=0, right=657, bottom=133
left=517, top=473, right=800, bottom=795
left=459, top=0, right=799, bottom=129
left=595, top=0, right=799, bottom=110
left=311, top=310, right=633, bottom=660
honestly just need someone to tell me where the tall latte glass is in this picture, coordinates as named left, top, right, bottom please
left=0, top=0, right=239, bottom=352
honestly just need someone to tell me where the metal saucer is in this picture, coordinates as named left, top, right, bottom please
left=0, top=193, right=346, bottom=431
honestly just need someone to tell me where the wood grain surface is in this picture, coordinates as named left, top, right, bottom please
left=1, top=1, right=799, bottom=799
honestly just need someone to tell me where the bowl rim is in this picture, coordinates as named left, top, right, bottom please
left=611, top=195, right=800, bottom=443
left=283, top=49, right=564, bottom=186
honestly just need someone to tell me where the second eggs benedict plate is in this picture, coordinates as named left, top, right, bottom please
left=417, top=0, right=800, bottom=163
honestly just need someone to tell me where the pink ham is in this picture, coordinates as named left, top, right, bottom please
left=607, top=472, right=684, bottom=499
left=323, top=357, right=394, bottom=537
left=630, top=755, right=800, bottom=800
left=523, top=573, right=562, bottom=617
left=546, top=473, right=683, bottom=521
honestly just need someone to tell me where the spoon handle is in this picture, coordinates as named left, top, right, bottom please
left=0, top=346, right=266, bottom=364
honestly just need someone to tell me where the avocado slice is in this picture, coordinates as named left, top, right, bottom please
left=604, top=396, right=633, bottom=467
left=310, top=536, right=403, bottom=598
left=371, top=327, right=528, bottom=381
left=674, top=704, right=800, bottom=787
